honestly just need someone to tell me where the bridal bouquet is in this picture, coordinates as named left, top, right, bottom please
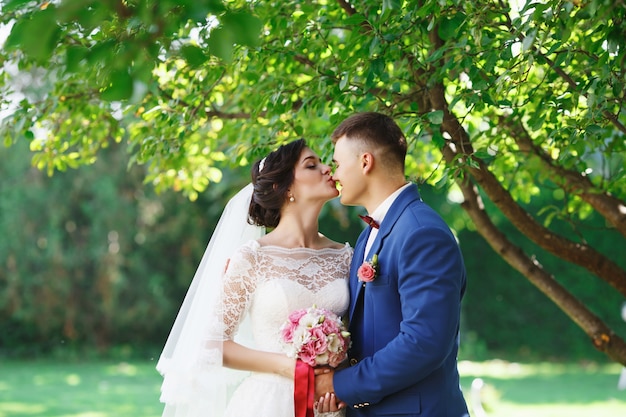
left=280, top=305, right=351, bottom=367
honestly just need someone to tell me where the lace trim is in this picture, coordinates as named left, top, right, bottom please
left=216, top=240, right=352, bottom=340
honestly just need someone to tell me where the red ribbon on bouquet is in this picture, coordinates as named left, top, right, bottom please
left=294, top=359, right=315, bottom=417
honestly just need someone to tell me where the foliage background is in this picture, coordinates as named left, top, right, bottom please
left=1, top=139, right=624, bottom=362
left=0, top=0, right=625, bottom=363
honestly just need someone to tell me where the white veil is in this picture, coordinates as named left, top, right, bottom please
left=157, top=183, right=265, bottom=417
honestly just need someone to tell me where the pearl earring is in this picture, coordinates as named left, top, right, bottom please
left=289, top=194, right=295, bottom=202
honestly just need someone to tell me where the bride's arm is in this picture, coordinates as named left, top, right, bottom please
left=222, top=340, right=295, bottom=378
left=217, top=247, right=295, bottom=378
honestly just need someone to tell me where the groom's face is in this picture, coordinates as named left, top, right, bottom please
left=332, top=136, right=366, bottom=207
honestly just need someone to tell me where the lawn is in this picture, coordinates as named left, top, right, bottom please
left=458, top=360, right=626, bottom=417
left=0, top=360, right=163, bottom=417
left=0, top=359, right=625, bottom=417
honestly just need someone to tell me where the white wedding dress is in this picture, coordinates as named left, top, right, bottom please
left=215, top=240, right=352, bottom=417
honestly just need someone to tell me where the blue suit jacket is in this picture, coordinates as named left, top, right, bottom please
left=334, top=184, right=468, bottom=417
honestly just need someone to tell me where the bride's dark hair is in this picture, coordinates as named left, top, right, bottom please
left=249, top=138, right=307, bottom=228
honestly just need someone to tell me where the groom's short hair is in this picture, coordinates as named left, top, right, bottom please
left=331, top=112, right=407, bottom=172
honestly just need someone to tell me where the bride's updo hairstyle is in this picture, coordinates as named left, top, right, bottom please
left=248, top=138, right=307, bottom=228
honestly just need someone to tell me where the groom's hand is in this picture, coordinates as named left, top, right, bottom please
left=314, top=368, right=346, bottom=410
left=314, top=367, right=334, bottom=398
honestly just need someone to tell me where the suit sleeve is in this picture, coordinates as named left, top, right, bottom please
left=334, top=224, right=465, bottom=406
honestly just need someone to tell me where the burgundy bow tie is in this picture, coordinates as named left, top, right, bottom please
left=358, top=214, right=379, bottom=229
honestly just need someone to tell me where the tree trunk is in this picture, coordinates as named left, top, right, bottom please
left=455, top=177, right=626, bottom=365
left=421, top=77, right=626, bottom=364
left=425, top=84, right=626, bottom=298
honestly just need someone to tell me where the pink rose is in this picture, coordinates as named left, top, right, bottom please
left=310, top=327, right=328, bottom=354
left=328, top=351, right=344, bottom=368
left=299, top=340, right=317, bottom=366
left=357, top=263, right=376, bottom=282
left=320, top=317, right=338, bottom=334
left=357, top=254, right=378, bottom=282
left=281, top=321, right=297, bottom=343
left=288, top=309, right=307, bottom=323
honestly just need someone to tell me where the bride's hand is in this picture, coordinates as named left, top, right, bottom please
left=316, top=392, right=343, bottom=413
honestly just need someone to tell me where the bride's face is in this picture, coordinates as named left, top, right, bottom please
left=289, top=148, right=339, bottom=203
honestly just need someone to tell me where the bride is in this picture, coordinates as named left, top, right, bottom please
left=157, top=139, right=351, bottom=416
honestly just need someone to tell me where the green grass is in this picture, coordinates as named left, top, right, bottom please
left=459, top=360, right=626, bottom=417
left=0, top=360, right=163, bottom=417
left=0, top=359, right=625, bottom=416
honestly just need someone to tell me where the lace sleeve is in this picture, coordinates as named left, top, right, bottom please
left=316, top=411, right=345, bottom=417
left=219, top=244, right=258, bottom=340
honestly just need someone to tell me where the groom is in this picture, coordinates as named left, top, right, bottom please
left=315, top=112, right=469, bottom=416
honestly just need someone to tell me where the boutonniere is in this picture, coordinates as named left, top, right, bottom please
left=357, top=254, right=378, bottom=283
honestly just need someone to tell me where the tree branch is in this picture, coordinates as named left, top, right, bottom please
left=336, top=0, right=356, bottom=16
left=501, top=9, right=626, bottom=135
left=444, top=110, right=626, bottom=297
left=505, top=116, right=626, bottom=239
left=335, top=0, right=373, bottom=33
left=423, top=35, right=626, bottom=298
left=452, top=174, right=626, bottom=365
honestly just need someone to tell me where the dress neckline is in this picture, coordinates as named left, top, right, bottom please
left=249, top=240, right=350, bottom=253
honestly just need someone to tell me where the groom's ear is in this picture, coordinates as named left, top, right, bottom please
left=361, top=152, right=374, bottom=174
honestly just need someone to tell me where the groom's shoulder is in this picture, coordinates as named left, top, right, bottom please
left=399, top=197, right=447, bottom=228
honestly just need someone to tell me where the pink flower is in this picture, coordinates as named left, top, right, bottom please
left=310, top=327, right=329, bottom=353
left=298, top=342, right=317, bottom=366
left=357, top=254, right=378, bottom=282
left=281, top=321, right=297, bottom=343
left=328, top=351, right=344, bottom=368
left=320, top=317, right=338, bottom=334
left=288, top=309, right=308, bottom=323
left=280, top=306, right=351, bottom=368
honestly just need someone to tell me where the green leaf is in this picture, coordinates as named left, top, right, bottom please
left=344, top=13, right=366, bottom=25
left=473, top=150, right=492, bottom=159
left=220, top=12, right=263, bottom=47
left=528, top=114, right=545, bottom=131
left=431, top=130, right=446, bottom=148
left=522, top=29, right=537, bottom=52
left=369, top=36, right=380, bottom=57
left=382, top=0, right=401, bottom=15
left=86, top=40, right=117, bottom=66
left=585, top=124, right=602, bottom=135
left=370, top=58, right=385, bottom=76
left=426, top=46, right=445, bottom=63
left=101, top=69, right=134, bottom=101
left=66, top=45, right=88, bottom=73
left=207, top=27, right=235, bottom=62
left=427, top=110, right=444, bottom=125
left=1, top=0, right=32, bottom=13
left=5, top=9, right=61, bottom=63
left=339, top=71, right=349, bottom=90
left=181, top=45, right=208, bottom=68
left=438, top=13, right=466, bottom=41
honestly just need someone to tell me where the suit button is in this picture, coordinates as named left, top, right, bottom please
left=349, top=358, right=358, bottom=366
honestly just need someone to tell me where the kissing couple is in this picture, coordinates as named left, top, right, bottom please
left=157, top=112, right=469, bottom=417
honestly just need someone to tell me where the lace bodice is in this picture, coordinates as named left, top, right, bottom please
left=218, top=240, right=352, bottom=353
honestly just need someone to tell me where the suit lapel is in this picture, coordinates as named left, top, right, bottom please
left=349, top=184, right=422, bottom=320
left=364, top=184, right=421, bottom=262
left=349, top=229, right=369, bottom=320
